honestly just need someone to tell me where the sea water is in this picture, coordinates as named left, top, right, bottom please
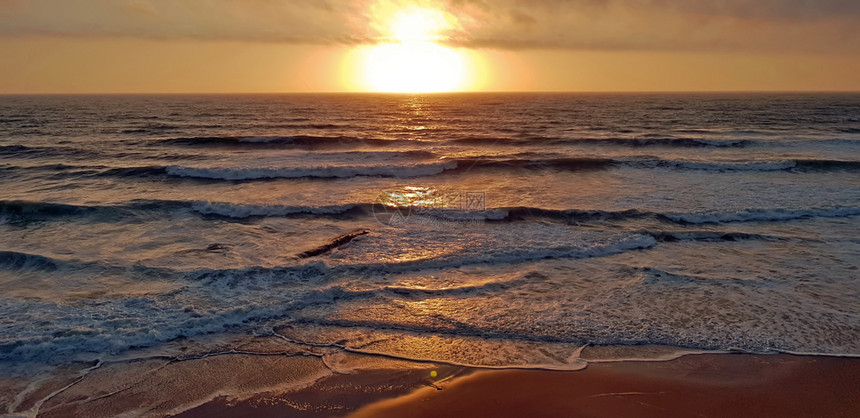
left=0, top=93, right=858, bottom=375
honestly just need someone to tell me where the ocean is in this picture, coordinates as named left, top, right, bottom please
left=1, top=93, right=858, bottom=378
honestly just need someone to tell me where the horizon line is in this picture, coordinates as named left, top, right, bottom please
left=2, top=90, right=859, bottom=96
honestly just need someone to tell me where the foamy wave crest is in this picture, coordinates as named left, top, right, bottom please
left=0, top=250, right=62, bottom=272
left=497, top=205, right=860, bottom=225
left=57, top=157, right=859, bottom=183
left=635, top=158, right=860, bottom=172
left=166, top=161, right=457, bottom=180
left=0, top=250, right=134, bottom=280
left=641, top=159, right=797, bottom=171
left=664, top=206, right=860, bottom=224
left=370, top=233, right=658, bottom=271
left=189, top=232, right=657, bottom=282
left=316, top=229, right=658, bottom=272
left=191, top=201, right=358, bottom=218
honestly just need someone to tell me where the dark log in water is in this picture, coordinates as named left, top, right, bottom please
left=297, top=229, right=370, bottom=258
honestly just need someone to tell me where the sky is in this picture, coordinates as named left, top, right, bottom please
left=0, top=0, right=858, bottom=93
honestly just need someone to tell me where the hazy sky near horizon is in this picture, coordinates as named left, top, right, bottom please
left=1, top=0, right=858, bottom=93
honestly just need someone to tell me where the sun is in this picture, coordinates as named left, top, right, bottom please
left=355, top=7, right=473, bottom=93
left=362, top=42, right=467, bottom=93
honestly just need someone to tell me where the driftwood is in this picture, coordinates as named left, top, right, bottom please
left=297, top=229, right=370, bottom=258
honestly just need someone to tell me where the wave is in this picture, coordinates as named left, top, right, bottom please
left=129, top=200, right=860, bottom=226
left=0, top=250, right=123, bottom=275
left=504, top=205, right=860, bottom=225
left=0, top=144, right=103, bottom=159
left=94, top=166, right=169, bottom=178
left=191, top=233, right=657, bottom=280
left=4, top=197, right=858, bottom=229
left=165, top=161, right=457, bottom=180
left=0, top=250, right=62, bottom=272
left=397, top=205, right=860, bottom=226
left=647, top=158, right=860, bottom=172
left=450, top=157, right=615, bottom=171
left=15, top=156, right=853, bottom=184
left=2, top=163, right=110, bottom=174
left=0, top=219, right=852, bottom=365
left=0, top=200, right=99, bottom=218
left=292, top=280, right=537, bottom=313
left=661, top=206, right=860, bottom=224
left=0, top=199, right=365, bottom=224
left=190, top=201, right=361, bottom=218
left=639, top=159, right=797, bottom=171
left=452, top=157, right=860, bottom=173
left=30, top=162, right=453, bottom=181
left=121, top=124, right=178, bottom=134
left=793, top=159, right=860, bottom=171
left=449, top=136, right=752, bottom=148
left=313, top=149, right=438, bottom=159
left=0, top=199, right=187, bottom=224
left=379, top=233, right=657, bottom=271
left=156, top=135, right=413, bottom=148
left=640, top=230, right=778, bottom=242
left=0, top=260, right=555, bottom=364
left=158, top=134, right=763, bottom=150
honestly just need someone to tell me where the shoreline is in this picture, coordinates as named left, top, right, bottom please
left=4, top=347, right=858, bottom=417
left=173, top=351, right=859, bottom=417
left=350, top=352, right=860, bottom=418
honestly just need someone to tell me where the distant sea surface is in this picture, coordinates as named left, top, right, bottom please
left=1, top=93, right=858, bottom=374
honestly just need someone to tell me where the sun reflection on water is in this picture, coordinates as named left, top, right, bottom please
left=376, top=186, right=447, bottom=208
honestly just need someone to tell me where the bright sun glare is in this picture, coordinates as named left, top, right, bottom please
left=359, top=7, right=470, bottom=93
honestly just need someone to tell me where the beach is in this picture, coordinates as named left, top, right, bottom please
left=2, top=0, right=859, bottom=415
left=6, top=349, right=857, bottom=417
left=1, top=93, right=858, bottom=416
left=352, top=354, right=860, bottom=418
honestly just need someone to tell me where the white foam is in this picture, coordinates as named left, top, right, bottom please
left=328, top=225, right=658, bottom=272
left=274, top=328, right=589, bottom=372
left=386, top=233, right=657, bottom=271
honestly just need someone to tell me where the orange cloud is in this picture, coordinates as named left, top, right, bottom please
left=0, top=0, right=857, bottom=53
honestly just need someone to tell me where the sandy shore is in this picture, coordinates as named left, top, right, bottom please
left=5, top=348, right=858, bottom=417
left=352, top=354, right=860, bottom=418
left=178, top=353, right=859, bottom=418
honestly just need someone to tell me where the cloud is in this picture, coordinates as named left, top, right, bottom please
left=443, top=0, right=860, bottom=52
left=0, top=0, right=857, bottom=52
left=0, top=0, right=372, bottom=44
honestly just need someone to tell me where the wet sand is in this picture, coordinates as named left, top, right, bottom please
left=178, top=353, right=860, bottom=418
left=5, top=349, right=858, bottom=417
